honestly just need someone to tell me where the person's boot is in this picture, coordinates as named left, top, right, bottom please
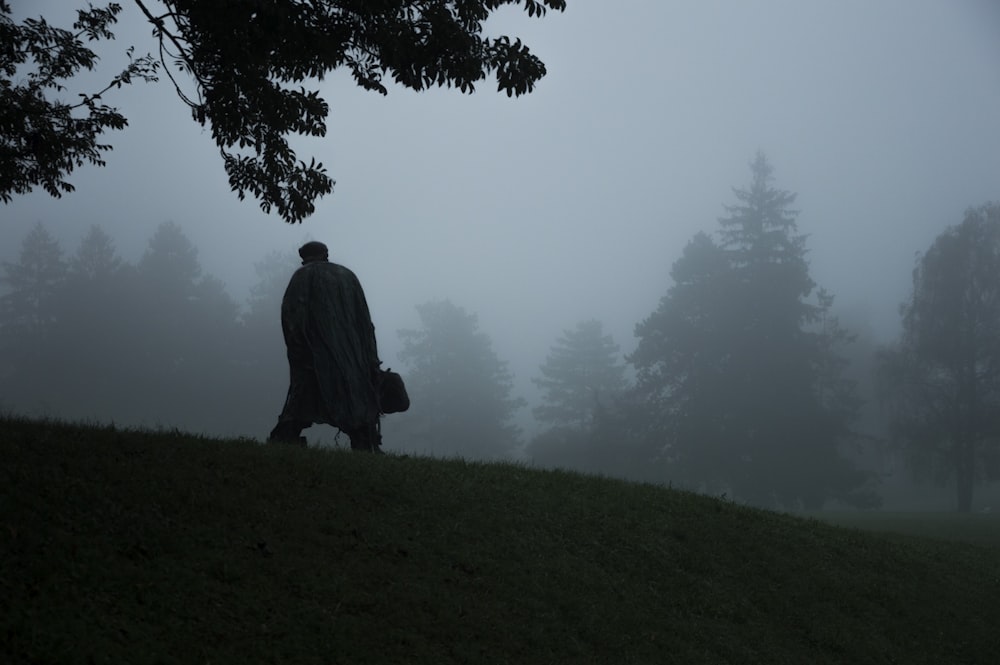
left=268, top=421, right=306, bottom=445
left=350, top=439, right=376, bottom=452
left=349, top=424, right=382, bottom=453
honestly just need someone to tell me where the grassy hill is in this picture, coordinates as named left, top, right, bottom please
left=2, top=416, right=998, bottom=664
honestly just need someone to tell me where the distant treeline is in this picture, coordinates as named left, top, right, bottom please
left=3, top=156, right=998, bottom=512
left=0, top=221, right=291, bottom=438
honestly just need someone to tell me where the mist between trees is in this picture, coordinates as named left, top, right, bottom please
left=2, top=155, right=998, bottom=513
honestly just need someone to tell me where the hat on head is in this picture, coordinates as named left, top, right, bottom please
left=298, top=241, right=328, bottom=262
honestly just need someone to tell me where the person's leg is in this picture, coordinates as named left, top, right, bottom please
left=347, top=422, right=382, bottom=453
left=268, top=419, right=308, bottom=445
left=270, top=356, right=317, bottom=446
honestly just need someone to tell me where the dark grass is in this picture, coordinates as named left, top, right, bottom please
left=2, top=415, right=999, bottom=664
left=812, top=511, right=1000, bottom=548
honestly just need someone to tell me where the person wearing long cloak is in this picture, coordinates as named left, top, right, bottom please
left=268, top=241, right=382, bottom=451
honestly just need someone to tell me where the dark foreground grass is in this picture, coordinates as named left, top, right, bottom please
left=2, top=416, right=999, bottom=664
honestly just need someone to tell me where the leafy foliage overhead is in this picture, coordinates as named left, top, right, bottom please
left=0, top=2, right=159, bottom=203
left=1, top=1, right=566, bottom=223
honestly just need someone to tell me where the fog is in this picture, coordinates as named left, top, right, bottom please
left=3, top=2, right=999, bottom=486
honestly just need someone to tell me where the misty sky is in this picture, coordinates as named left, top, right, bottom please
left=3, top=0, right=999, bottom=416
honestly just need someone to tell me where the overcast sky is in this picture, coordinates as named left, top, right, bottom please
left=4, top=0, right=999, bottom=417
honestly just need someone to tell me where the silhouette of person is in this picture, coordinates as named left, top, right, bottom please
left=268, top=241, right=383, bottom=451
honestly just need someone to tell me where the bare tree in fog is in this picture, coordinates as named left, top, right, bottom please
left=879, top=203, right=1000, bottom=513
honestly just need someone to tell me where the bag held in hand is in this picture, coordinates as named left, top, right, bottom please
left=378, top=369, right=410, bottom=413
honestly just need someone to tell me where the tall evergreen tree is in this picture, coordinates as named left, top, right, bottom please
left=0, top=222, right=67, bottom=338
left=0, top=223, right=67, bottom=410
left=129, top=221, right=202, bottom=387
left=630, top=232, right=741, bottom=482
left=70, top=224, right=123, bottom=281
left=135, top=221, right=241, bottom=350
left=128, top=221, right=242, bottom=432
left=533, top=319, right=627, bottom=429
left=391, top=299, right=525, bottom=459
left=50, top=225, right=132, bottom=420
left=526, top=319, right=633, bottom=477
left=878, top=203, right=1000, bottom=512
left=138, top=221, right=202, bottom=294
left=631, top=153, right=870, bottom=509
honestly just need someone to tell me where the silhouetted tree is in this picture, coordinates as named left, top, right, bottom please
left=47, top=225, right=134, bottom=419
left=526, top=318, right=641, bottom=475
left=391, top=299, right=525, bottom=459
left=2, top=0, right=565, bottom=222
left=0, top=223, right=68, bottom=409
left=630, top=232, right=740, bottom=483
left=130, top=221, right=203, bottom=385
left=70, top=224, right=123, bottom=280
left=532, top=319, right=628, bottom=429
left=0, top=2, right=159, bottom=203
left=878, top=203, right=1000, bottom=513
left=631, top=153, right=871, bottom=509
left=0, top=222, right=67, bottom=338
left=127, top=221, right=242, bottom=431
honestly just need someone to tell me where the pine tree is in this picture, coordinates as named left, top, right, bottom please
left=391, top=300, right=525, bottom=459
left=70, top=225, right=122, bottom=281
left=631, top=154, right=869, bottom=509
left=138, top=221, right=202, bottom=295
left=630, top=231, right=740, bottom=481
left=0, top=222, right=67, bottom=338
left=50, top=225, right=131, bottom=420
left=0, top=223, right=68, bottom=411
left=533, top=319, right=627, bottom=429
left=127, top=221, right=241, bottom=432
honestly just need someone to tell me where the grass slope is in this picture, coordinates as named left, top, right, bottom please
left=2, top=416, right=999, bottom=664
left=813, top=511, right=1000, bottom=549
